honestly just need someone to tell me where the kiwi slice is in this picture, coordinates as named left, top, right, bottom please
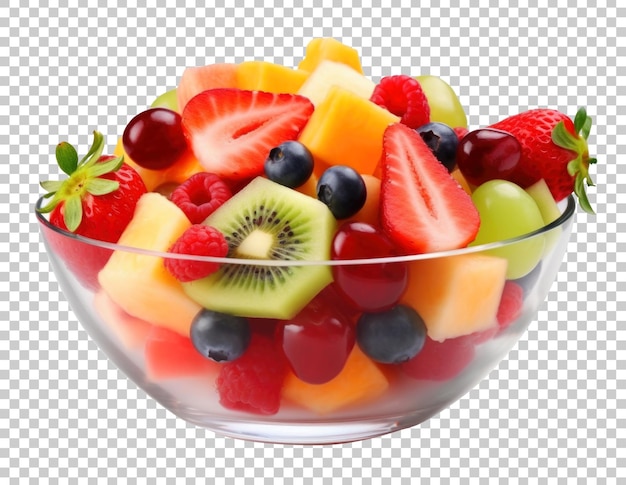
left=182, top=177, right=337, bottom=319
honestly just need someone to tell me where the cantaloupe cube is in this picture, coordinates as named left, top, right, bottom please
left=298, top=86, right=399, bottom=175
left=176, top=63, right=239, bottom=111
left=114, top=138, right=203, bottom=193
left=400, top=253, right=508, bottom=341
left=237, top=61, right=309, bottom=94
left=282, top=345, right=389, bottom=415
left=297, top=60, right=375, bottom=107
left=98, top=193, right=202, bottom=336
left=298, top=37, right=364, bottom=74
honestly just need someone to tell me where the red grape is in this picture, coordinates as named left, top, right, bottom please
left=276, top=288, right=355, bottom=384
left=456, top=128, right=522, bottom=187
left=123, top=108, right=188, bottom=170
left=331, top=222, right=408, bottom=312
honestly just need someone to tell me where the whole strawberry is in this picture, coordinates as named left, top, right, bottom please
left=38, top=131, right=147, bottom=289
left=489, top=107, right=596, bottom=213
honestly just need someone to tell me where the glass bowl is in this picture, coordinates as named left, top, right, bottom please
left=35, top=194, right=576, bottom=444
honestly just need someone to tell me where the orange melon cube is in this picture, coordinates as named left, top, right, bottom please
left=114, top=138, right=203, bottom=193
left=176, top=63, right=239, bottom=111
left=298, top=37, right=364, bottom=74
left=98, top=193, right=202, bottom=336
left=298, top=86, right=399, bottom=175
left=282, top=345, right=389, bottom=415
left=401, top=253, right=508, bottom=341
left=237, top=61, right=309, bottom=94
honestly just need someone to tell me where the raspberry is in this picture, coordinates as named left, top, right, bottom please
left=453, top=126, right=469, bottom=140
left=370, top=75, right=430, bottom=129
left=164, top=224, right=229, bottom=282
left=216, top=334, right=288, bottom=415
left=496, top=281, right=524, bottom=331
left=170, top=172, right=232, bottom=224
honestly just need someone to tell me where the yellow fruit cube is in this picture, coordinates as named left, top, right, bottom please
left=98, top=193, right=201, bottom=336
left=237, top=61, right=309, bottom=94
left=298, top=37, right=364, bottom=74
left=298, top=86, right=399, bottom=175
left=297, top=60, right=375, bottom=107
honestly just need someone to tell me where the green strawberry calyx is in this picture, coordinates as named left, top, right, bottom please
left=37, top=131, right=124, bottom=232
left=551, top=107, right=597, bottom=214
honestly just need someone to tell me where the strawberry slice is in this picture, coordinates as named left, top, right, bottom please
left=181, top=88, right=314, bottom=181
left=380, top=123, right=480, bottom=253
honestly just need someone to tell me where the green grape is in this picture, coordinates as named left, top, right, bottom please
left=150, top=89, right=179, bottom=112
left=470, top=180, right=545, bottom=279
left=415, top=75, right=468, bottom=129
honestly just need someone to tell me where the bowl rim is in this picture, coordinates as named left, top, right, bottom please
left=34, top=194, right=576, bottom=267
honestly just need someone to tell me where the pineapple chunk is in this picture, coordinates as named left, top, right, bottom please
left=98, top=193, right=201, bottom=336
left=298, top=37, right=364, bottom=74
left=297, top=60, right=375, bottom=107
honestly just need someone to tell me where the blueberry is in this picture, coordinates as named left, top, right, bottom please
left=356, top=305, right=427, bottom=364
left=416, top=122, right=459, bottom=172
left=190, top=309, right=251, bottom=362
left=317, top=165, right=367, bottom=219
left=264, top=141, right=314, bottom=188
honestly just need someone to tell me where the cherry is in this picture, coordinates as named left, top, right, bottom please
left=123, top=108, right=188, bottom=170
left=331, top=222, right=409, bottom=312
left=456, top=128, right=522, bottom=187
left=275, top=287, right=355, bottom=385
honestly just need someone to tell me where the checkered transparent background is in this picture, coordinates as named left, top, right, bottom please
left=2, top=1, right=624, bottom=483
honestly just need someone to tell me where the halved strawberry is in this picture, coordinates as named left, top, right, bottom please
left=181, top=88, right=314, bottom=181
left=380, top=123, right=480, bottom=254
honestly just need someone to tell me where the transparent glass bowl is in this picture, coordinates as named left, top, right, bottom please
left=35, top=195, right=576, bottom=444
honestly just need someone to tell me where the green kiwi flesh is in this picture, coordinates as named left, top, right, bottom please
left=182, top=177, right=337, bottom=319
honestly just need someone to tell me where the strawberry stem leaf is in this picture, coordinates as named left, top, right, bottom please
left=85, top=178, right=119, bottom=196
left=79, top=131, right=105, bottom=168
left=89, top=156, right=123, bottom=177
left=63, top=195, right=83, bottom=232
left=56, top=142, right=78, bottom=175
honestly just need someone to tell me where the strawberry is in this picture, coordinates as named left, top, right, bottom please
left=489, top=107, right=596, bottom=213
left=380, top=123, right=480, bottom=254
left=38, top=131, right=147, bottom=289
left=181, top=88, right=314, bottom=181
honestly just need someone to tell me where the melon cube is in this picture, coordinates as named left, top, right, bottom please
left=297, top=60, right=375, bottom=107
left=98, top=193, right=202, bottom=336
left=237, top=61, right=309, bottom=94
left=400, top=253, right=508, bottom=341
left=298, top=37, right=364, bottom=74
left=282, top=345, right=389, bottom=414
left=93, top=290, right=153, bottom=349
left=298, top=86, right=399, bottom=175
left=176, top=63, right=239, bottom=111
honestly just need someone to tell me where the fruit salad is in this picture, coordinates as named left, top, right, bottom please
left=38, top=37, right=595, bottom=422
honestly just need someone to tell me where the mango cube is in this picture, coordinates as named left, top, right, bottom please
left=237, top=61, right=309, bottom=94
left=298, top=37, right=364, bottom=74
left=298, top=86, right=399, bottom=175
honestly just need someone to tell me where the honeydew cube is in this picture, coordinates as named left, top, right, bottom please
left=98, top=193, right=201, bottom=336
left=400, top=253, right=508, bottom=342
left=237, top=61, right=309, bottom=94
left=298, top=37, right=364, bottom=74
left=297, top=60, right=376, bottom=107
left=298, top=86, right=399, bottom=175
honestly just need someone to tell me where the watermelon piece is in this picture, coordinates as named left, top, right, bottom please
left=93, top=290, right=153, bottom=349
left=401, top=335, right=475, bottom=381
left=144, top=325, right=218, bottom=381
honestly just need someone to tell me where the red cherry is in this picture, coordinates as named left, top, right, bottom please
left=456, top=128, right=522, bottom=187
left=276, top=287, right=355, bottom=385
left=331, top=222, right=408, bottom=312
